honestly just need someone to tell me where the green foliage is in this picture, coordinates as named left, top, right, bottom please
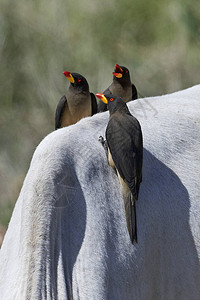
left=0, top=201, right=14, bottom=227
left=0, top=0, right=200, bottom=228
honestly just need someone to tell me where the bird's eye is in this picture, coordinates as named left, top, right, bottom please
left=78, top=78, right=82, bottom=83
left=110, top=98, right=114, bottom=101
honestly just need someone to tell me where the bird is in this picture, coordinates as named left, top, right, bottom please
left=55, top=71, right=97, bottom=129
left=96, top=93, right=143, bottom=243
left=97, top=64, right=138, bottom=112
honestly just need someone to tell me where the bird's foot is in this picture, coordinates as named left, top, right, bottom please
left=98, top=136, right=108, bottom=150
left=98, top=135, right=104, bottom=144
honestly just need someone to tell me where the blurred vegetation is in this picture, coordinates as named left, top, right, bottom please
left=0, top=0, right=200, bottom=241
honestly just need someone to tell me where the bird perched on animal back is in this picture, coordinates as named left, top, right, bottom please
left=55, top=71, right=97, bottom=129
left=96, top=93, right=143, bottom=243
left=97, top=64, right=138, bottom=112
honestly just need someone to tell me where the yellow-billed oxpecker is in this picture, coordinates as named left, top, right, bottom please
left=55, top=72, right=97, bottom=129
left=97, top=64, right=138, bottom=112
left=96, top=93, right=143, bottom=243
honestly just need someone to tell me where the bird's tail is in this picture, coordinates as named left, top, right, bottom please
left=124, top=192, right=137, bottom=244
left=118, top=174, right=138, bottom=243
left=131, top=194, right=137, bottom=243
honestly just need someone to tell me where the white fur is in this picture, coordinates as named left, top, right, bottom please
left=0, top=86, right=200, bottom=299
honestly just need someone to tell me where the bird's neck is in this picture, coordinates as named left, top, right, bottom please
left=69, top=85, right=89, bottom=95
left=113, top=76, right=131, bottom=88
left=109, top=103, right=130, bottom=116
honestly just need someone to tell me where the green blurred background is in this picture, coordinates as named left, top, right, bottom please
left=0, top=0, right=200, bottom=245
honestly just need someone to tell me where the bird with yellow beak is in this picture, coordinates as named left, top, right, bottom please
left=97, top=64, right=138, bottom=112
left=96, top=93, right=143, bottom=243
left=55, top=72, right=97, bottom=129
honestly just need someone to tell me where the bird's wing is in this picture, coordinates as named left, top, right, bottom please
left=90, top=93, right=97, bottom=115
left=106, top=114, right=143, bottom=198
left=55, top=95, right=67, bottom=130
left=132, top=84, right=138, bottom=100
left=97, top=88, right=112, bottom=112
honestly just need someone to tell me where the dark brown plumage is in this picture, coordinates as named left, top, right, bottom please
left=97, top=64, right=138, bottom=113
left=55, top=72, right=97, bottom=129
left=96, top=93, right=143, bottom=243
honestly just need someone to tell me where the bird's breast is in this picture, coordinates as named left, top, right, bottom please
left=110, top=84, right=132, bottom=102
left=108, top=148, right=116, bottom=169
left=61, top=93, right=92, bottom=126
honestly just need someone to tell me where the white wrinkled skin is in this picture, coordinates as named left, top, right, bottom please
left=0, top=86, right=200, bottom=300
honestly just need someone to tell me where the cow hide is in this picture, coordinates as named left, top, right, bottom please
left=0, top=85, right=200, bottom=300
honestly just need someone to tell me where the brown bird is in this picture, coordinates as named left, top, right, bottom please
left=55, top=72, right=97, bottom=129
left=97, top=64, right=138, bottom=112
left=96, top=93, right=143, bottom=243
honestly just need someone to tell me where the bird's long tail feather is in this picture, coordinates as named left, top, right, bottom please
left=124, top=192, right=137, bottom=244
left=131, top=194, right=137, bottom=243
left=118, top=173, right=138, bottom=244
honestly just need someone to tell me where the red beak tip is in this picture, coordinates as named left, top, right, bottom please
left=114, top=64, right=123, bottom=73
left=96, top=93, right=103, bottom=99
left=63, top=71, right=70, bottom=77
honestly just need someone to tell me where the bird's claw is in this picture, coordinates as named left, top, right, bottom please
left=98, top=136, right=104, bottom=144
left=98, top=136, right=108, bottom=150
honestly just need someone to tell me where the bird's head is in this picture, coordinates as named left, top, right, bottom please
left=113, top=64, right=130, bottom=81
left=96, top=93, right=126, bottom=114
left=63, top=71, right=89, bottom=92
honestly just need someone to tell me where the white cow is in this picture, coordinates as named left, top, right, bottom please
left=0, top=86, right=200, bottom=300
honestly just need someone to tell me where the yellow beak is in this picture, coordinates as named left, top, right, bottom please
left=63, top=71, right=75, bottom=84
left=113, top=72, right=123, bottom=78
left=95, top=93, right=108, bottom=104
